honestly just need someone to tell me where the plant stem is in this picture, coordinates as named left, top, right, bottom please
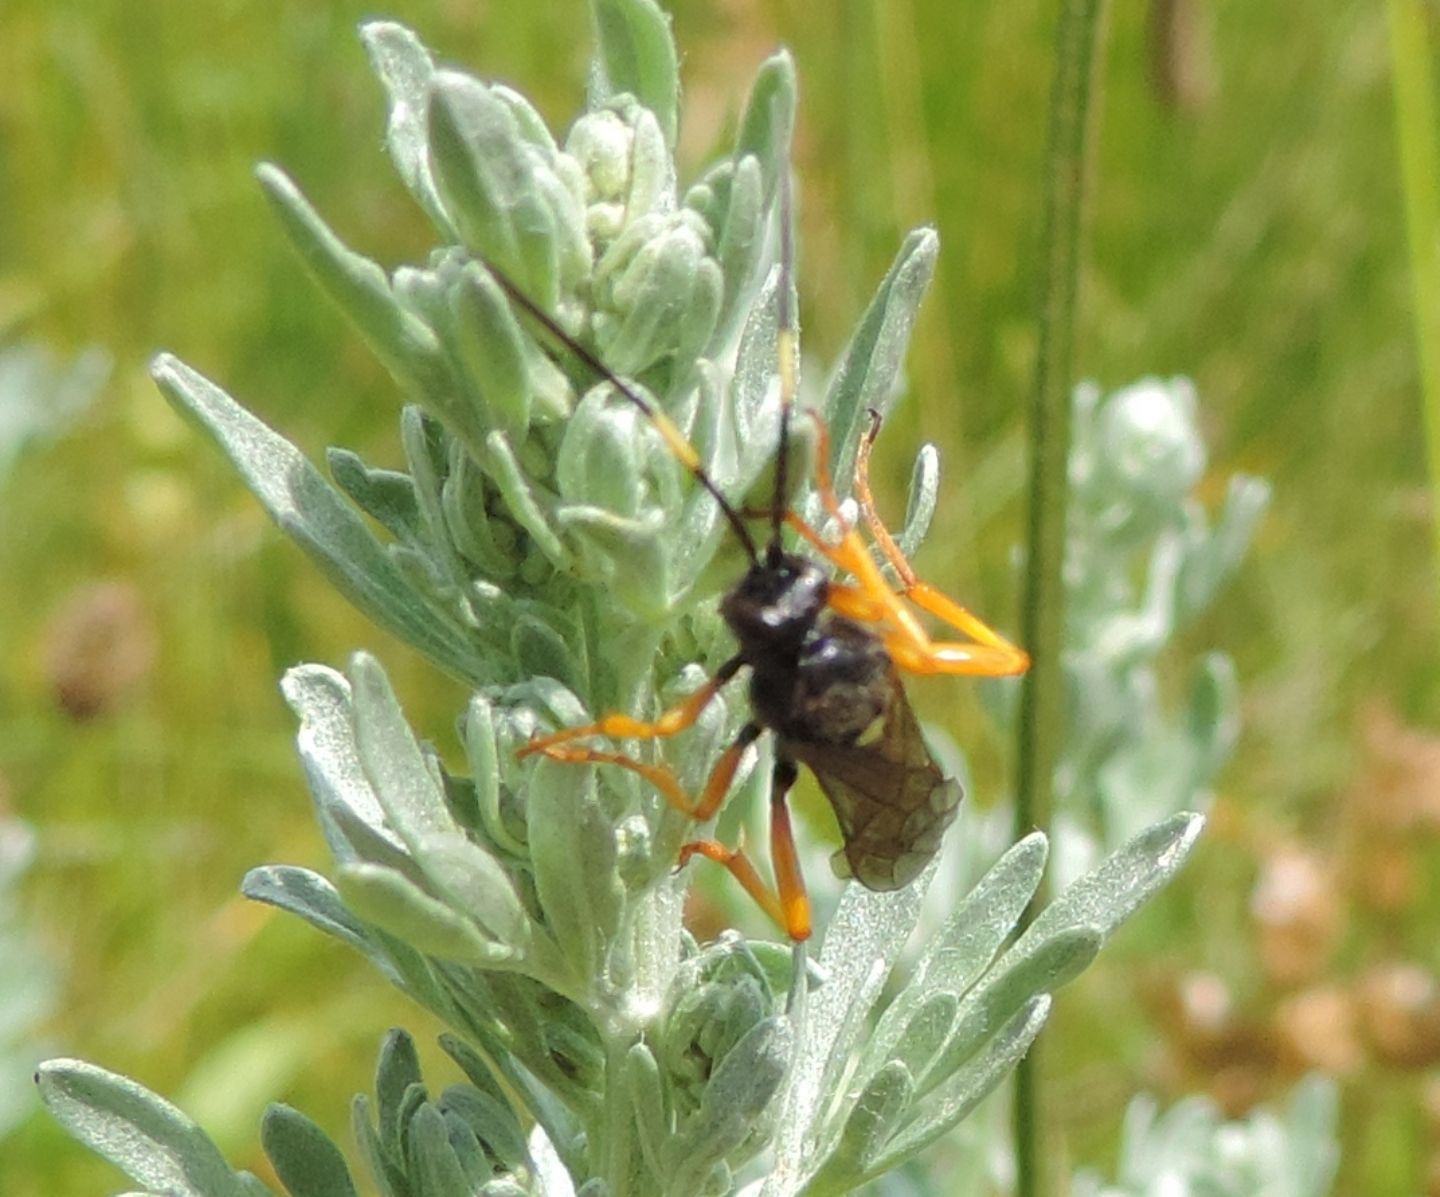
left=1013, top=0, right=1110, bottom=1194
left=1387, top=0, right=1440, bottom=585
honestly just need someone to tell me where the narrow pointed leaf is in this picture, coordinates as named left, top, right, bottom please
left=834, top=1060, right=914, bottom=1175
left=865, top=833, right=1047, bottom=1075
left=36, top=1060, right=245, bottom=1197
left=337, top=863, right=513, bottom=965
left=1012, top=812, right=1205, bottom=958
left=482, top=429, right=570, bottom=568
left=279, top=665, right=406, bottom=867
left=733, top=51, right=796, bottom=200
left=824, top=229, right=939, bottom=487
left=930, top=926, right=1100, bottom=1094
left=261, top=1104, right=359, bottom=1197
left=349, top=653, right=459, bottom=851
left=153, top=356, right=488, bottom=685
left=415, top=832, right=530, bottom=949
left=625, top=1043, right=668, bottom=1183
left=439, top=1085, right=530, bottom=1173
left=526, top=759, right=622, bottom=983
left=408, top=1103, right=472, bottom=1197
left=350, top=1095, right=402, bottom=1197
left=360, top=21, right=456, bottom=237
left=428, top=74, right=560, bottom=307
left=866, top=995, right=1052, bottom=1177
left=897, top=444, right=940, bottom=560
left=256, top=165, right=450, bottom=397
left=777, top=860, right=936, bottom=1171
left=240, top=866, right=378, bottom=961
left=376, top=1030, right=423, bottom=1148
left=590, top=0, right=679, bottom=149
left=327, top=449, right=423, bottom=545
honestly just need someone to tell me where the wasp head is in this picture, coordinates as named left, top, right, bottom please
left=720, top=551, right=829, bottom=659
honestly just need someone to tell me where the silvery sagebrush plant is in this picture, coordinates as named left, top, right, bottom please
left=997, top=376, right=1270, bottom=891
left=846, top=379, right=1279, bottom=1194
left=36, top=2, right=1204, bottom=1193
left=1071, top=1074, right=1339, bottom=1197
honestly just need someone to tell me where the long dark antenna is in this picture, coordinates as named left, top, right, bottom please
left=770, top=169, right=798, bottom=562
left=479, top=258, right=760, bottom=566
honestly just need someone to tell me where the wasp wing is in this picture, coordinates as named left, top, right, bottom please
left=786, top=682, right=962, bottom=892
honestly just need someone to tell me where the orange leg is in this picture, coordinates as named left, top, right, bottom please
left=852, top=409, right=1030, bottom=678
left=515, top=664, right=813, bottom=936
left=824, top=580, right=889, bottom=622
left=770, top=496, right=1027, bottom=677
left=679, top=754, right=811, bottom=941
left=854, top=408, right=918, bottom=587
left=888, top=582, right=1030, bottom=675
left=768, top=756, right=811, bottom=940
left=680, top=840, right=786, bottom=930
left=749, top=411, right=1031, bottom=679
left=753, top=464, right=1028, bottom=678
left=516, top=655, right=744, bottom=760
left=536, top=721, right=761, bottom=823
left=542, top=720, right=812, bottom=939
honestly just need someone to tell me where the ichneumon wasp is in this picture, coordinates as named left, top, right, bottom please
left=488, top=181, right=1028, bottom=942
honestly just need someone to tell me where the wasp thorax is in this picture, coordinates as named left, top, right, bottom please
left=791, top=616, right=893, bottom=744
left=720, top=552, right=829, bottom=656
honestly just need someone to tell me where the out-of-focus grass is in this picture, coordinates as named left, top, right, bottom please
left=1391, top=0, right=1440, bottom=582
left=0, top=0, right=1430, bottom=1193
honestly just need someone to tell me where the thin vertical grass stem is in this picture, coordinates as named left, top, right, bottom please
left=1387, top=0, right=1440, bottom=583
left=1013, top=0, right=1110, bottom=1194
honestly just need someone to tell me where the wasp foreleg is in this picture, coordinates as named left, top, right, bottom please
left=517, top=654, right=745, bottom=760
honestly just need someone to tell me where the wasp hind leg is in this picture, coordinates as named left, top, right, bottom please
left=679, top=753, right=812, bottom=941
left=751, top=411, right=1026, bottom=677
left=852, top=410, right=1030, bottom=678
left=536, top=718, right=812, bottom=939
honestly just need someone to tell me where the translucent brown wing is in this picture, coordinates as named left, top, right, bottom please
left=784, top=679, right=963, bottom=892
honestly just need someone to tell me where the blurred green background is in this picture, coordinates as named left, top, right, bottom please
left=1, top=0, right=1433, bottom=1192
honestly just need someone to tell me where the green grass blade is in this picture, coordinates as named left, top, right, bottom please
left=1388, top=0, right=1440, bottom=583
